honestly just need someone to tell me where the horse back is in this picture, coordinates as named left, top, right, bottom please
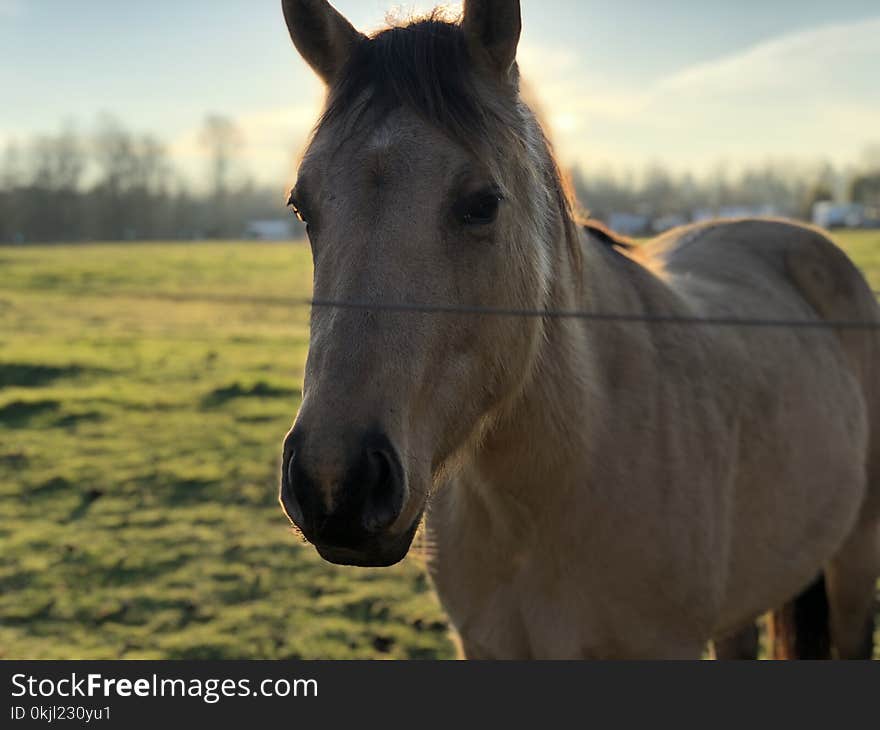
left=643, top=218, right=880, bottom=625
left=651, top=219, right=880, bottom=485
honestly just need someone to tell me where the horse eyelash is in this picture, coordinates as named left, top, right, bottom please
left=287, top=191, right=308, bottom=223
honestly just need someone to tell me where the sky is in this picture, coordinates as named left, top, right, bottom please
left=2, top=0, right=879, bottom=189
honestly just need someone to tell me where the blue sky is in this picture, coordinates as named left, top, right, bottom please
left=2, top=0, right=879, bottom=187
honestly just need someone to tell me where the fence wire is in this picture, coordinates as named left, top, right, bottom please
left=305, top=294, right=880, bottom=331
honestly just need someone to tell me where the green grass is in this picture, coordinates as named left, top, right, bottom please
left=839, top=230, right=880, bottom=291
left=0, top=241, right=453, bottom=659
left=1, top=231, right=878, bottom=660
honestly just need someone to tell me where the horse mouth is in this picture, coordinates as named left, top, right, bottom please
left=313, top=515, right=422, bottom=567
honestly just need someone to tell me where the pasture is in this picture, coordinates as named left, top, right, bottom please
left=1, top=231, right=878, bottom=660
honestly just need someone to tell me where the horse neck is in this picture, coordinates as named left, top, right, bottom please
left=470, top=194, right=663, bottom=502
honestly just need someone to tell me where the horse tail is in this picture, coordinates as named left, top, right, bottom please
left=770, top=575, right=832, bottom=660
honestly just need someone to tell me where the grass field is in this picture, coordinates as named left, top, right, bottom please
left=1, top=231, right=878, bottom=660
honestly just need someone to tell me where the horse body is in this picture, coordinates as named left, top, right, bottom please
left=428, top=219, right=879, bottom=658
left=277, top=0, right=880, bottom=659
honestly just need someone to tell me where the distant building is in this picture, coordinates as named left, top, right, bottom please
left=608, top=212, right=651, bottom=236
left=603, top=205, right=797, bottom=238
left=812, top=202, right=864, bottom=230
left=864, top=207, right=880, bottom=228
left=652, top=214, right=688, bottom=234
left=244, top=219, right=297, bottom=241
left=693, top=206, right=780, bottom=223
left=717, top=205, right=779, bottom=219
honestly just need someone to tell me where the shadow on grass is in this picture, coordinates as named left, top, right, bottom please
left=166, top=478, right=219, bottom=505
left=66, top=489, right=106, bottom=522
left=0, top=399, right=62, bottom=426
left=0, top=401, right=106, bottom=430
left=30, top=476, right=76, bottom=498
left=201, top=381, right=300, bottom=408
left=0, top=363, right=93, bottom=388
left=129, top=473, right=222, bottom=507
left=1, top=599, right=56, bottom=627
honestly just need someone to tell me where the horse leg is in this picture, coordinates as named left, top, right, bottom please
left=769, top=576, right=832, bottom=659
left=714, top=621, right=760, bottom=660
left=825, top=518, right=879, bottom=660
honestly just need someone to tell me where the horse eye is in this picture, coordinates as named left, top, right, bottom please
left=287, top=191, right=308, bottom=224
left=458, top=189, right=503, bottom=226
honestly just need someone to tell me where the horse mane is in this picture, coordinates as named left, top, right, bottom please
left=318, top=12, right=505, bottom=161
left=582, top=219, right=635, bottom=251
left=315, top=11, right=584, bottom=280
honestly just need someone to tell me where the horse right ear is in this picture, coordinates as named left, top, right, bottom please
left=281, top=0, right=365, bottom=85
left=462, top=0, right=522, bottom=82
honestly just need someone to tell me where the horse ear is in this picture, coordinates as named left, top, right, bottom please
left=282, top=0, right=365, bottom=85
left=462, top=0, right=522, bottom=81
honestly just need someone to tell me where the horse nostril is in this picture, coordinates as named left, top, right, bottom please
left=281, top=446, right=306, bottom=528
left=362, top=447, right=405, bottom=534
left=287, top=456, right=297, bottom=492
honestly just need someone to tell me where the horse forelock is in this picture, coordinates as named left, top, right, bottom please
left=309, top=11, right=582, bottom=279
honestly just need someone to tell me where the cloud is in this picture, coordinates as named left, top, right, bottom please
left=521, top=16, right=880, bottom=173
left=655, top=18, right=880, bottom=98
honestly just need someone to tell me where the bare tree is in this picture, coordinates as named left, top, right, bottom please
left=200, top=115, right=243, bottom=198
left=862, top=143, right=880, bottom=171
left=1, top=141, right=22, bottom=190
left=199, top=115, right=244, bottom=238
left=851, top=173, right=880, bottom=207
left=93, top=115, right=138, bottom=193
left=27, top=126, right=86, bottom=191
left=0, top=141, right=22, bottom=242
left=133, top=135, right=172, bottom=194
left=801, top=182, right=834, bottom=221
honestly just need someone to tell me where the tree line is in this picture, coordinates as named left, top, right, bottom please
left=571, top=152, right=880, bottom=225
left=0, top=115, right=288, bottom=244
left=1, top=116, right=879, bottom=244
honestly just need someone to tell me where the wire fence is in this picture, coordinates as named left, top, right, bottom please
left=113, top=288, right=880, bottom=331
left=306, top=294, right=880, bottom=331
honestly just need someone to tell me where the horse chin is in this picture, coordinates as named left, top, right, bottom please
left=314, top=513, right=423, bottom=568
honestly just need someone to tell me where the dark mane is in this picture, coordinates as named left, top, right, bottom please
left=317, top=15, right=516, bottom=160
left=583, top=220, right=635, bottom=251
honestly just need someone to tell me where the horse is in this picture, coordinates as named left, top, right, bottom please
left=277, top=0, right=880, bottom=659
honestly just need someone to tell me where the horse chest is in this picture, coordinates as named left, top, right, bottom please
left=435, top=549, right=685, bottom=659
left=429, top=521, right=665, bottom=659
left=427, top=467, right=720, bottom=658
left=433, top=550, right=583, bottom=659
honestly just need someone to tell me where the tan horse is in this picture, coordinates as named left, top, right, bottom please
left=277, top=0, right=880, bottom=659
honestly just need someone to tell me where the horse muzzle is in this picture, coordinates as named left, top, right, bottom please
left=280, top=427, right=420, bottom=567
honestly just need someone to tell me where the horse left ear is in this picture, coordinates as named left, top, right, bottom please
left=282, top=0, right=365, bottom=85
left=462, top=0, right=522, bottom=81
